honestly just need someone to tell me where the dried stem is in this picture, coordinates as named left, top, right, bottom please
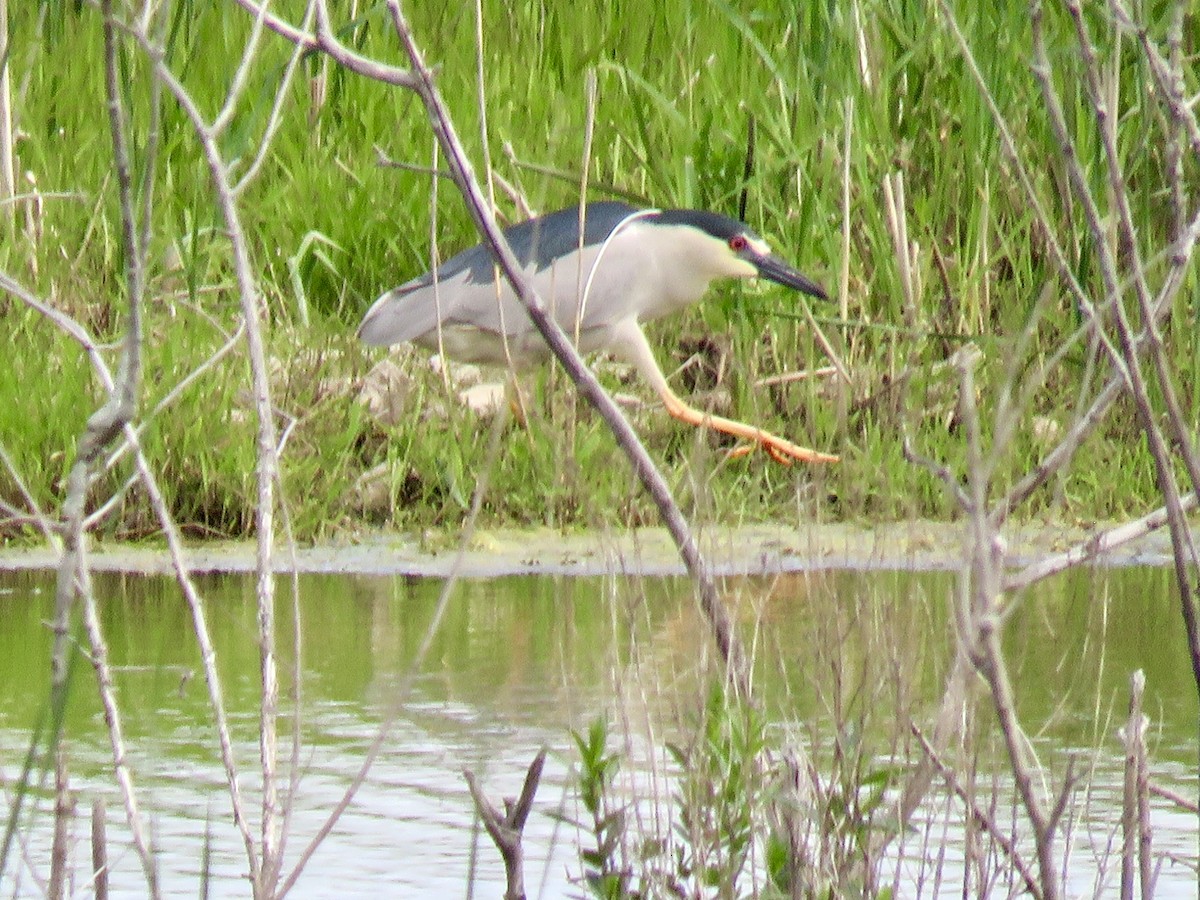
left=911, top=724, right=1042, bottom=898
left=91, top=798, right=108, bottom=900
left=1120, top=670, right=1151, bottom=900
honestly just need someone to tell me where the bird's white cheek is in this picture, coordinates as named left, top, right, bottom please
left=727, top=257, right=759, bottom=279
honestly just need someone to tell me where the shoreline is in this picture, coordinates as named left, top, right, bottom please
left=0, top=520, right=1184, bottom=578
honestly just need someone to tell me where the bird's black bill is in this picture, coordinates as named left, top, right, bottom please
left=755, top=254, right=828, bottom=301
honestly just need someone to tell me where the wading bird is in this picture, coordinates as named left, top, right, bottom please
left=358, top=201, right=837, bottom=464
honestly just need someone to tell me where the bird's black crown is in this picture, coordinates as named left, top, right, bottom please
left=650, top=209, right=758, bottom=243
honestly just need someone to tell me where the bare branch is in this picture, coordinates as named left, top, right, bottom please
left=1119, top=670, right=1150, bottom=900
left=48, top=751, right=71, bottom=900
left=232, top=2, right=318, bottom=195
left=212, top=0, right=275, bottom=135
left=992, top=372, right=1123, bottom=523
left=901, top=428, right=969, bottom=510
left=1005, top=490, right=1199, bottom=591
left=4, top=268, right=264, bottom=886
left=91, top=799, right=108, bottom=900
left=1148, top=781, right=1200, bottom=815
left=38, top=3, right=163, bottom=893
left=937, top=0, right=1128, bottom=375
left=1031, top=0, right=1200, bottom=696
left=1062, top=0, right=1200, bottom=503
left=78, top=556, right=160, bottom=896
left=0, top=441, right=60, bottom=550
left=382, top=0, right=752, bottom=697
left=977, top=620, right=1061, bottom=899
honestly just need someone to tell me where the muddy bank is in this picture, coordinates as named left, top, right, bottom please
left=0, top=521, right=1183, bottom=577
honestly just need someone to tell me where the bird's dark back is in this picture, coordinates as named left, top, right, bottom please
left=435, top=201, right=638, bottom=284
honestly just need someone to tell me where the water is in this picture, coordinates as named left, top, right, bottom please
left=0, top=563, right=1196, bottom=897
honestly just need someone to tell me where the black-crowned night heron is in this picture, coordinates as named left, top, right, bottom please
left=358, top=201, right=838, bottom=464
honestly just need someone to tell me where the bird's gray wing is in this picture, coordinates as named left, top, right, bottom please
left=358, top=202, right=638, bottom=347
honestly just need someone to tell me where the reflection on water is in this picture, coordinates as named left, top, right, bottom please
left=0, top=565, right=1196, bottom=897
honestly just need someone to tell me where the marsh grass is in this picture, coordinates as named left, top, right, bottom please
left=2, top=0, right=1188, bottom=540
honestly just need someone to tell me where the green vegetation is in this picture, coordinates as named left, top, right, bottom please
left=1, top=0, right=1193, bottom=540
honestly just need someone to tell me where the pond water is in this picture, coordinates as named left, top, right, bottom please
left=0, top=559, right=1196, bottom=897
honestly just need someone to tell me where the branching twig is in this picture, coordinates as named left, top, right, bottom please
left=228, top=0, right=417, bottom=89
left=232, top=2, right=317, bottom=195
left=121, top=8, right=294, bottom=889
left=463, top=749, right=548, bottom=900
left=1031, top=0, right=1200, bottom=699
left=39, top=2, right=163, bottom=894
left=2, top=267, right=259, bottom=881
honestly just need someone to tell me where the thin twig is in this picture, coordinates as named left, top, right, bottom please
left=228, top=0, right=417, bottom=88
left=232, top=1, right=316, bottom=194
left=212, top=0, right=273, bottom=135
left=1148, top=781, right=1199, bottom=815
left=373, top=145, right=453, bottom=179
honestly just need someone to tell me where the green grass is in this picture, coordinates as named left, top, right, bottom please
left=0, top=0, right=1193, bottom=540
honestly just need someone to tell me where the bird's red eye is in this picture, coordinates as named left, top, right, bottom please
left=729, top=235, right=748, bottom=252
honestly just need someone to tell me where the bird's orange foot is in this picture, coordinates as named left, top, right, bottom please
left=758, top=434, right=839, bottom=466
left=724, top=436, right=839, bottom=465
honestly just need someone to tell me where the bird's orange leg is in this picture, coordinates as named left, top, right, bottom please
left=611, top=322, right=839, bottom=465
